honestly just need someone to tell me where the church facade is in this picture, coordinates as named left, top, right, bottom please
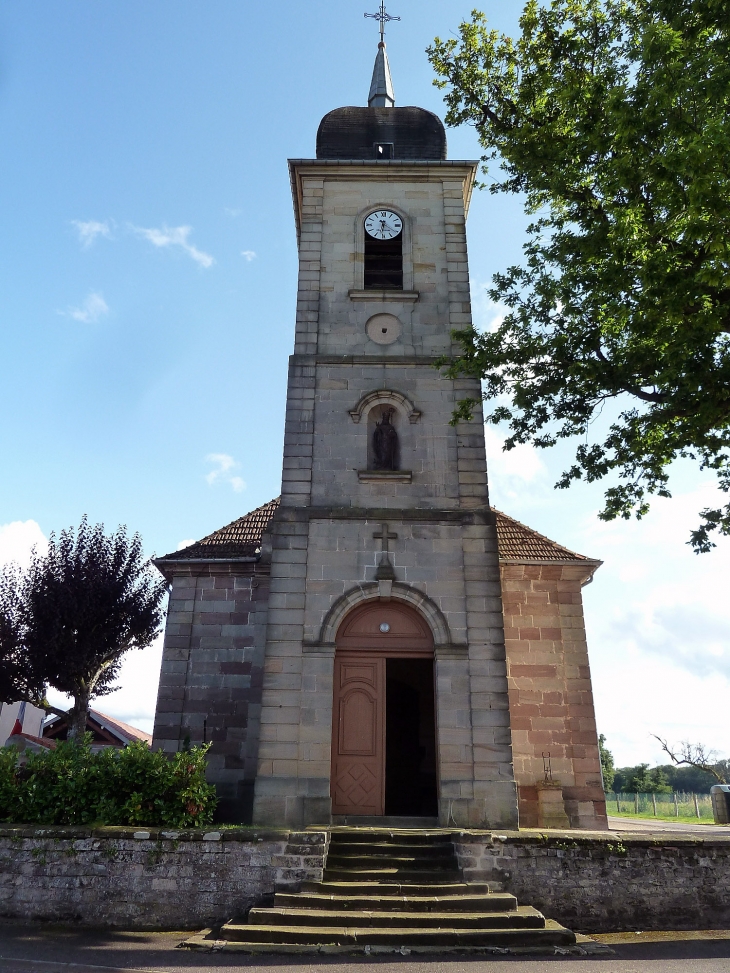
left=152, top=44, right=608, bottom=832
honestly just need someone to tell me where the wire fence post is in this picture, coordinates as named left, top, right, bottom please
left=674, top=792, right=679, bottom=817
left=694, top=793, right=700, bottom=819
left=652, top=793, right=657, bottom=816
left=634, top=792, right=639, bottom=814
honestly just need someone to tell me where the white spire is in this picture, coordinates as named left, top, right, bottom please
left=368, top=41, right=395, bottom=108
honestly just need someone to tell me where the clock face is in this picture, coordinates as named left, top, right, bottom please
left=365, top=210, right=403, bottom=240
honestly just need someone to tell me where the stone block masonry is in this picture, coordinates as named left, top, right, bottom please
left=2, top=826, right=728, bottom=933
left=0, top=827, right=327, bottom=929
left=152, top=563, right=270, bottom=825
left=455, top=830, right=730, bottom=933
left=501, top=562, right=607, bottom=830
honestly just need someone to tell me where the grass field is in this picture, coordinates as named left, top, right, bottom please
left=606, top=791, right=714, bottom=823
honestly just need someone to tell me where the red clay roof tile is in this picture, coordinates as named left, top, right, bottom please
left=159, top=497, right=596, bottom=564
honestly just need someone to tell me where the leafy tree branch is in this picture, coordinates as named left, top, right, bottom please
left=429, top=0, right=730, bottom=550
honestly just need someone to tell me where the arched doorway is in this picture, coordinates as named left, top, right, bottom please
left=331, top=600, right=437, bottom=817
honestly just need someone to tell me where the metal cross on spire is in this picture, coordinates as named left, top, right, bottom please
left=364, top=2, right=400, bottom=44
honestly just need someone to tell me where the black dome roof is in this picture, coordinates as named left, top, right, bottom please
left=316, top=107, right=447, bottom=161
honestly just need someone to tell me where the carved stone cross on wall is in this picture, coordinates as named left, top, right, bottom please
left=373, top=523, right=398, bottom=554
left=373, top=523, right=397, bottom=599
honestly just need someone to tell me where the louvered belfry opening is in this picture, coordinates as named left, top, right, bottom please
left=364, top=233, right=403, bottom=289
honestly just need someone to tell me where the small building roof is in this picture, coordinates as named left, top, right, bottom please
left=493, top=508, right=597, bottom=563
left=42, top=708, right=152, bottom=747
left=160, top=497, right=598, bottom=565
left=159, top=498, right=281, bottom=562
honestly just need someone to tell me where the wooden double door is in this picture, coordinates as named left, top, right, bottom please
left=330, top=602, right=436, bottom=817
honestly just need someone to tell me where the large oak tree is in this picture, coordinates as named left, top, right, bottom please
left=428, top=0, right=730, bottom=550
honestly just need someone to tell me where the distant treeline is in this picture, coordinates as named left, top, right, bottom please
left=611, top=762, right=730, bottom=794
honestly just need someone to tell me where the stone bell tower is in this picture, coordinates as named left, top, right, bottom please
left=250, top=37, right=520, bottom=829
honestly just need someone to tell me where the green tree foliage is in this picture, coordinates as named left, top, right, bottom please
left=598, top=733, right=615, bottom=790
left=0, top=737, right=216, bottom=827
left=612, top=763, right=672, bottom=793
left=428, top=1, right=730, bottom=550
left=14, top=518, right=167, bottom=739
left=659, top=762, right=729, bottom=794
left=0, top=566, right=44, bottom=706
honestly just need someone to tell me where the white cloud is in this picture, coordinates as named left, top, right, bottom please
left=205, top=453, right=246, bottom=493
left=0, top=520, right=47, bottom=571
left=484, top=426, right=549, bottom=506
left=176, top=538, right=196, bottom=551
left=470, top=285, right=507, bottom=335
left=71, top=219, right=112, bottom=248
left=577, top=481, right=730, bottom=766
left=224, top=208, right=242, bottom=218
left=60, top=291, right=109, bottom=324
left=131, top=224, right=214, bottom=268
left=241, top=250, right=257, bottom=262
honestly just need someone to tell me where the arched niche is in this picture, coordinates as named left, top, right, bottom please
left=349, top=390, right=420, bottom=477
left=348, top=389, right=421, bottom=425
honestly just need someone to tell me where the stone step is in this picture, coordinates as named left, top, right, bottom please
left=329, top=832, right=452, bottom=846
left=324, top=867, right=461, bottom=882
left=328, top=842, right=455, bottom=858
left=301, top=880, right=492, bottom=897
left=248, top=906, right=546, bottom=930
left=218, top=922, right=576, bottom=948
left=326, top=855, right=456, bottom=870
left=330, top=817, right=440, bottom=829
left=274, top=891, right=518, bottom=913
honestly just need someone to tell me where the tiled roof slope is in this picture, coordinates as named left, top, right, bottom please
left=493, top=508, right=595, bottom=562
left=161, top=497, right=595, bottom=564
left=159, top=498, right=281, bottom=561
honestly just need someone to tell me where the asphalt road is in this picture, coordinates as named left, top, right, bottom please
left=0, top=927, right=729, bottom=973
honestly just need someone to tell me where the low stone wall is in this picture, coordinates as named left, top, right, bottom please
left=455, top=830, right=730, bottom=933
left=0, top=827, right=327, bottom=929
left=2, top=826, right=728, bottom=933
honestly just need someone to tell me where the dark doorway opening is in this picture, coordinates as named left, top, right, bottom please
left=385, top=658, right=438, bottom=816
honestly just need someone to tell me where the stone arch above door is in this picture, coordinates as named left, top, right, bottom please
left=337, top=599, right=433, bottom=654
left=304, top=582, right=467, bottom=658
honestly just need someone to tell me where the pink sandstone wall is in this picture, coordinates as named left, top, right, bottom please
left=500, top=561, right=608, bottom=830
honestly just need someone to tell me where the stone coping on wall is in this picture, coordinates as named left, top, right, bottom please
left=454, top=827, right=730, bottom=846
left=1, top=824, right=728, bottom=844
left=0, top=825, right=307, bottom=841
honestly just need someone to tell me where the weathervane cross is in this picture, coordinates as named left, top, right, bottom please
left=364, top=2, right=400, bottom=43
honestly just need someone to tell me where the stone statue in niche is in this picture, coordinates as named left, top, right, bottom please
left=372, top=408, right=398, bottom=470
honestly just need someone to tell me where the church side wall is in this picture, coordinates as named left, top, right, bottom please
left=500, top=561, right=608, bottom=829
left=152, top=564, right=270, bottom=823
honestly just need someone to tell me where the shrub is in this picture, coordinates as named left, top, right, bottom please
left=0, top=737, right=217, bottom=827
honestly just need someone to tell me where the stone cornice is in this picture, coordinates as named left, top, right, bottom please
left=288, top=158, right=479, bottom=241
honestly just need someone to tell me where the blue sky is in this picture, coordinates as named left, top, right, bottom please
left=1, top=0, right=728, bottom=769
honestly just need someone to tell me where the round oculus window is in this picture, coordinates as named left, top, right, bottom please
left=379, top=622, right=391, bottom=633
left=366, top=313, right=401, bottom=345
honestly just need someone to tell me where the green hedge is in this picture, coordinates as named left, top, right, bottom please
left=0, top=737, right=217, bottom=827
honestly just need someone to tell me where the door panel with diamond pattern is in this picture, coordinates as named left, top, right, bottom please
left=331, top=657, right=385, bottom=815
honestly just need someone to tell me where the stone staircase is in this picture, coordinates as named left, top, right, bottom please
left=208, top=829, right=578, bottom=952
